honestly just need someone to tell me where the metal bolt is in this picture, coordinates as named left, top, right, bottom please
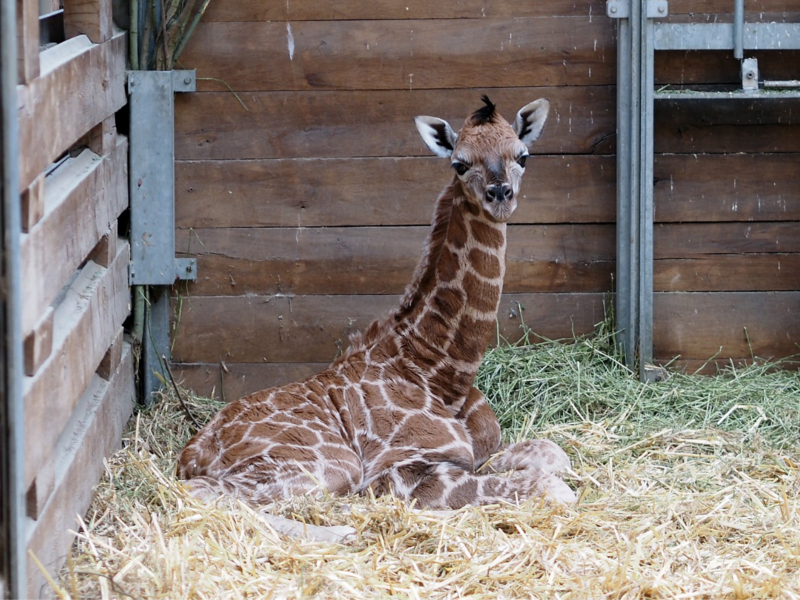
left=184, top=76, right=192, bottom=84
left=610, top=5, right=617, bottom=13
left=658, top=5, right=665, bottom=13
left=746, top=70, right=755, bottom=79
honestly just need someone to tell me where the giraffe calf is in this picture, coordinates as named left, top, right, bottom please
left=178, top=96, right=577, bottom=511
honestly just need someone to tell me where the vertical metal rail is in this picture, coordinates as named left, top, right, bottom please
left=733, top=0, right=745, bottom=59
left=0, top=0, right=28, bottom=595
left=609, top=0, right=665, bottom=379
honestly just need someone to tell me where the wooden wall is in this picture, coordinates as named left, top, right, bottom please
left=17, top=0, right=134, bottom=595
left=172, top=0, right=800, bottom=397
left=653, top=3, right=800, bottom=371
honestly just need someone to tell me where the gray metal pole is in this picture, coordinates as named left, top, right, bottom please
left=0, top=0, right=29, bottom=594
left=638, top=12, right=656, bottom=376
left=733, top=0, right=745, bottom=59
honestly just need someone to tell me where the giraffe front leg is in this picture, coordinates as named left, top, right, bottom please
left=484, top=439, right=572, bottom=477
left=455, top=387, right=502, bottom=468
left=370, top=458, right=576, bottom=509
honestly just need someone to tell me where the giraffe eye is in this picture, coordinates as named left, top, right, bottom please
left=452, top=162, right=470, bottom=176
left=516, top=155, right=529, bottom=169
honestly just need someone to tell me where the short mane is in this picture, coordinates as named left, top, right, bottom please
left=469, top=95, right=497, bottom=126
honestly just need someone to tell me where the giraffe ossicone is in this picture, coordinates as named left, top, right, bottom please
left=178, top=96, right=577, bottom=513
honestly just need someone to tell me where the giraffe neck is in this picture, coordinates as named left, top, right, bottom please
left=394, top=179, right=507, bottom=407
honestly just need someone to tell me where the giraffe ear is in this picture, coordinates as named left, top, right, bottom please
left=414, top=116, right=458, bottom=158
left=513, top=99, right=550, bottom=149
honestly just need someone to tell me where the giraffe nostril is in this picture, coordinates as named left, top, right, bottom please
left=485, top=184, right=512, bottom=204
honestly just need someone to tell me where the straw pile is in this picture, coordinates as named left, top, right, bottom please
left=54, top=329, right=800, bottom=599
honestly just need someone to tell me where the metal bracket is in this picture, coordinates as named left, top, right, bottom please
left=127, top=70, right=197, bottom=286
left=741, top=57, right=759, bottom=92
left=607, top=0, right=668, bottom=19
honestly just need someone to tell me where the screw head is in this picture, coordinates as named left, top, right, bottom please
left=610, top=5, right=617, bottom=13
left=658, top=5, right=665, bottom=13
left=746, top=70, right=755, bottom=79
left=184, top=76, right=192, bottom=84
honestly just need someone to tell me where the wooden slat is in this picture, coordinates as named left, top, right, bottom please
left=175, top=87, right=616, bottom=161
left=653, top=292, right=800, bottom=361
left=20, top=173, right=45, bottom=233
left=655, top=102, right=800, bottom=155
left=17, top=32, right=127, bottom=190
left=176, top=224, right=615, bottom=296
left=63, top=0, right=114, bottom=43
left=171, top=292, right=609, bottom=364
left=175, top=155, right=616, bottom=228
left=174, top=362, right=328, bottom=402
left=654, top=222, right=800, bottom=257
left=96, top=326, right=124, bottom=380
left=656, top=50, right=800, bottom=86
left=654, top=154, right=800, bottom=223
left=23, top=307, right=54, bottom=377
left=21, top=136, right=128, bottom=336
left=655, top=255, right=800, bottom=292
left=203, top=0, right=609, bottom=22
left=27, top=343, right=134, bottom=597
left=182, top=18, right=615, bottom=92
left=23, top=241, right=130, bottom=491
left=16, top=0, right=40, bottom=83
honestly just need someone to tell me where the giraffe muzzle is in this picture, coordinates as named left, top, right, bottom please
left=485, top=184, right=513, bottom=203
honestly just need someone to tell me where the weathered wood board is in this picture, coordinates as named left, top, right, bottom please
left=21, top=136, right=128, bottom=336
left=27, top=343, right=134, bottom=598
left=171, top=292, right=609, bottom=365
left=175, top=87, right=617, bottom=161
left=23, top=242, right=130, bottom=492
left=17, top=32, right=127, bottom=190
left=175, top=155, right=617, bottom=229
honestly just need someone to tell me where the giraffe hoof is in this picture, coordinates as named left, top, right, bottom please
left=540, top=474, right=577, bottom=504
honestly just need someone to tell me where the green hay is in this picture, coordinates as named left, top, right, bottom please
left=477, top=326, right=800, bottom=450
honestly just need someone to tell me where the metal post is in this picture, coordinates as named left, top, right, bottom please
left=0, top=0, right=28, bottom=594
left=733, top=0, right=744, bottom=59
left=638, top=13, right=656, bottom=378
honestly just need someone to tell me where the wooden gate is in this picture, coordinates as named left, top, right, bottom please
left=16, top=0, right=133, bottom=594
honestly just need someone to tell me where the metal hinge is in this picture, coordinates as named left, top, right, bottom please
left=607, top=0, right=669, bottom=19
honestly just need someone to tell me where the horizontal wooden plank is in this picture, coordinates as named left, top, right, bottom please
left=175, top=155, right=616, bottom=228
left=177, top=224, right=615, bottom=296
left=201, top=0, right=793, bottom=21
left=655, top=255, right=800, bottom=292
left=653, top=292, right=800, bottom=361
left=182, top=18, right=615, bottom=92
left=654, top=153, right=800, bottom=222
left=17, top=32, right=127, bottom=189
left=63, top=0, right=114, bottom=43
left=175, top=87, right=616, bottom=160
left=23, top=241, right=130, bottom=491
left=171, top=292, right=610, bottom=364
left=656, top=50, right=800, bottom=86
left=204, top=0, right=609, bottom=21
left=21, top=136, right=128, bottom=336
left=654, top=101, right=800, bottom=154
left=27, top=343, right=134, bottom=597
left=174, top=362, right=328, bottom=401
left=654, top=222, right=800, bottom=257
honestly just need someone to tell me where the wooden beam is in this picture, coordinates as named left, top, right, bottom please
left=171, top=292, right=609, bottom=364
left=182, top=18, right=615, bottom=92
left=23, top=307, right=54, bottom=377
left=16, top=0, right=40, bottom=83
left=175, top=155, right=617, bottom=229
left=96, top=326, right=123, bottom=380
left=17, top=32, right=127, bottom=189
left=83, top=114, right=117, bottom=156
left=87, top=221, right=118, bottom=268
left=23, top=242, right=130, bottom=491
left=63, top=0, right=113, bottom=43
left=20, top=173, right=45, bottom=233
left=21, top=136, right=127, bottom=336
left=175, top=86, right=616, bottom=161
left=27, top=343, right=134, bottom=596
left=175, top=224, right=615, bottom=296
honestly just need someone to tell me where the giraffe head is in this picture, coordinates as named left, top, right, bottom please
left=415, top=96, right=550, bottom=222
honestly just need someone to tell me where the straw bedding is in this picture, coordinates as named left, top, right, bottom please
left=54, top=330, right=800, bottom=599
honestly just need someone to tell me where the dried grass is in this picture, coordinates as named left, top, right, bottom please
left=56, top=329, right=800, bottom=599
